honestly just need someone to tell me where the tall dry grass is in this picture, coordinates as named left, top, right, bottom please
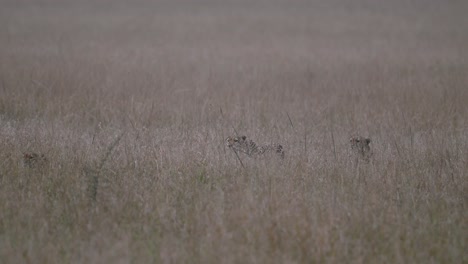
left=0, top=0, right=467, bottom=263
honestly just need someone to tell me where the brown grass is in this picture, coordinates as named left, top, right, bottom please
left=0, top=0, right=467, bottom=263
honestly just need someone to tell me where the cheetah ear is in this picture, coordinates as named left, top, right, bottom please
left=241, top=136, right=246, bottom=140
left=366, top=138, right=371, bottom=144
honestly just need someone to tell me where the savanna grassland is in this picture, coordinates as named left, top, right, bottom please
left=0, top=0, right=467, bottom=263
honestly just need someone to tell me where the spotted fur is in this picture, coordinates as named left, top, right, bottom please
left=226, top=135, right=285, bottom=159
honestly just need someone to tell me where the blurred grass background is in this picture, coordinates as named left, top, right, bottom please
left=0, top=0, right=466, bottom=263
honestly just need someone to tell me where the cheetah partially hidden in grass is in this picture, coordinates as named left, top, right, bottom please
left=349, top=136, right=372, bottom=162
left=22, top=152, right=48, bottom=168
left=226, top=135, right=285, bottom=159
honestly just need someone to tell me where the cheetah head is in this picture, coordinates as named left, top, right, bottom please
left=22, top=152, right=47, bottom=168
left=226, top=135, right=247, bottom=148
left=349, top=136, right=371, bottom=147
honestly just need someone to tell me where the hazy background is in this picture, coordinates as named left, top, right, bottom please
left=0, top=0, right=467, bottom=263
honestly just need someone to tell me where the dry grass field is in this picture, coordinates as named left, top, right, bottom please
left=0, top=0, right=467, bottom=263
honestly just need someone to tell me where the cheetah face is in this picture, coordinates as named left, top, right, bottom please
left=349, top=136, right=371, bottom=148
left=226, top=135, right=255, bottom=156
left=349, top=136, right=372, bottom=160
left=226, top=135, right=247, bottom=148
left=23, top=152, right=47, bottom=168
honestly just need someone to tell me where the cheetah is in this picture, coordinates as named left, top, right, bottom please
left=349, top=136, right=372, bottom=162
left=22, top=152, right=47, bottom=168
left=225, top=135, right=285, bottom=159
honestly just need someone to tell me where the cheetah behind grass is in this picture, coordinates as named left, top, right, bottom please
left=22, top=152, right=48, bottom=168
left=349, top=136, right=372, bottom=162
left=226, top=135, right=285, bottom=159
